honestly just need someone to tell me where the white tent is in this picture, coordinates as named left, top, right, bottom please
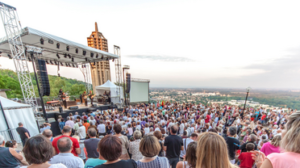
left=95, top=80, right=124, bottom=104
left=0, top=96, right=39, bottom=142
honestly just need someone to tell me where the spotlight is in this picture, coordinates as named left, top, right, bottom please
left=66, top=46, right=69, bottom=51
left=45, top=60, right=49, bottom=64
left=60, top=62, right=63, bottom=66
left=83, top=50, right=86, bottom=56
left=56, top=53, right=60, bottom=59
left=85, top=58, right=88, bottom=62
left=40, top=38, right=44, bottom=45
left=75, top=48, right=78, bottom=53
left=27, top=56, right=31, bottom=61
left=55, top=61, right=58, bottom=65
left=76, top=64, right=78, bottom=68
left=48, top=39, right=54, bottom=44
left=68, top=54, right=71, bottom=58
left=7, top=54, right=12, bottom=59
left=96, top=54, right=99, bottom=58
left=90, top=53, right=94, bottom=57
left=50, top=60, right=53, bottom=64
left=101, top=55, right=103, bottom=59
left=56, top=43, right=60, bottom=49
left=72, top=64, right=75, bottom=67
left=64, top=53, right=67, bottom=58
left=72, top=57, right=74, bottom=62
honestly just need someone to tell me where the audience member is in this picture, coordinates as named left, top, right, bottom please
left=238, top=143, right=255, bottom=168
left=16, top=122, right=30, bottom=146
left=52, top=126, right=80, bottom=156
left=42, top=129, right=53, bottom=142
left=224, top=126, right=240, bottom=164
left=129, top=130, right=143, bottom=161
left=49, top=137, right=84, bottom=168
left=21, top=135, right=67, bottom=168
left=0, top=135, right=25, bottom=168
left=137, top=134, right=170, bottom=168
left=176, top=142, right=197, bottom=168
left=84, top=128, right=100, bottom=158
left=164, top=125, right=183, bottom=168
left=94, top=135, right=137, bottom=168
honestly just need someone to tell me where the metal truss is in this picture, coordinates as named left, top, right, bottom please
left=79, top=63, right=92, bottom=93
left=114, top=45, right=122, bottom=105
left=0, top=2, right=38, bottom=113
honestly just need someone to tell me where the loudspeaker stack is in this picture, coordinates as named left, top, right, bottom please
left=35, top=59, right=50, bottom=96
left=126, top=73, right=131, bottom=93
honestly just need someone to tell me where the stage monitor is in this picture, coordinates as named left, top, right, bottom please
left=130, top=79, right=150, bottom=103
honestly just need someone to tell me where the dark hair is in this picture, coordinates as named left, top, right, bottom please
left=18, top=122, right=23, bottom=126
left=171, top=125, right=178, bottom=134
left=62, top=126, right=72, bottom=133
left=113, top=124, right=122, bottom=134
left=246, top=143, right=255, bottom=151
left=98, top=135, right=122, bottom=161
left=88, top=128, right=97, bottom=137
left=23, top=135, right=53, bottom=164
left=5, top=140, right=17, bottom=147
left=228, top=126, right=237, bottom=136
left=153, top=130, right=162, bottom=140
left=191, top=133, right=198, bottom=138
left=57, top=137, right=72, bottom=153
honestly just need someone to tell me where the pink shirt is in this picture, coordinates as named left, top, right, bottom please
left=260, top=142, right=280, bottom=156
left=268, top=152, right=300, bottom=168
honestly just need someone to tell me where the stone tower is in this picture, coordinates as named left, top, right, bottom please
left=87, top=22, right=111, bottom=92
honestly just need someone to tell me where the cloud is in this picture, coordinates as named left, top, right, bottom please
left=125, top=55, right=195, bottom=62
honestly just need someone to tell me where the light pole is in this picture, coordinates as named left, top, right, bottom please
left=242, top=87, right=251, bottom=118
left=122, top=65, right=130, bottom=107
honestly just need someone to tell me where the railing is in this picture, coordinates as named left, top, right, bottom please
left=0, top=128, right=21, bottom=143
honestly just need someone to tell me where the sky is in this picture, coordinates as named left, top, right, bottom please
left=1, top=0, right=300, bottom=89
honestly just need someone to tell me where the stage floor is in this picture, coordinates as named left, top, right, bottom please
left=45, top=103, right=106, bottom=113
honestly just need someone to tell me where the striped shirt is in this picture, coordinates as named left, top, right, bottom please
left=136, top=156, right=170, bottom=168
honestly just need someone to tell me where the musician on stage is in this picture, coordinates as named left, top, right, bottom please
left=88, top=90, right=94, bottom=106
left=82, top=91, right=87, bottom=106
left=59, top=89, right=63, bottom=96
left=62, top=92, right=67, bottom=108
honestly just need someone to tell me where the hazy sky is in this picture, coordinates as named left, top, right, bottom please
left=1, top=0, right=300, bottom=88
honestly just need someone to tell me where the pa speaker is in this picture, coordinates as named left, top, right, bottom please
left=69, top=106, right=79, bottom=110
left=35, top=59, right=50, bottom=96
left=126, top=73, right=131, bottom=93
left=59, top=106, right=63, bottom=113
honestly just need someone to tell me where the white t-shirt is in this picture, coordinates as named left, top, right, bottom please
left=97, top=124, right=106, bottom=133
left=144, top=127, right=150, bottom=134
left=21, top=164, right=67, bottom=168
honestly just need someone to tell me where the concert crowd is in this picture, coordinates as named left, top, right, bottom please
left=1, top=102, right=300, bottom=168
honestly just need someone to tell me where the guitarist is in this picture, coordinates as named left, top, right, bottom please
left=62, top=92, right=67, bottom=108
left=88, top=90, right=95, bottom=106
left=82, top=91, right=87, bottom=106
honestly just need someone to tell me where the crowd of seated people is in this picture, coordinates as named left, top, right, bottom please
left=0, top=102, right=300, bottom=168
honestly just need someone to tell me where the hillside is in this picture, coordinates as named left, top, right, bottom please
left=0, top=69, right=90, bottom=99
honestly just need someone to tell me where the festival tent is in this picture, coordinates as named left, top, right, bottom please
left=95, top=80, right=124, bottom=104
left=0, top=96, right=39, bottom=141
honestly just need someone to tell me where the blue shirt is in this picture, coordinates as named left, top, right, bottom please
left=85, top=158, right=106, bottom=168
left=49, top=153, right=84, bottom=168
left=40, top=126, right=51, bottom=132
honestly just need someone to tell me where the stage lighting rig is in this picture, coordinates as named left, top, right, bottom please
left=54, top=61, right=58, bottom=65
left=56, top=54, right=60, bottom=59
left=45, top=60, right=49, bottom=64
left=60, top=62, right=63, bottom=66
left=40, top=38, right=44, bottom=45
left=50, top=60, right=53, bottom=64
left=67, top=54, right=71, bottom=58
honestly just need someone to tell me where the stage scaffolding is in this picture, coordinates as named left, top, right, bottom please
left=0, top=2, right=38, bottom=114
left=114, top=45, right=122, bottom=106
left=0, top=2, right=119, bottom=121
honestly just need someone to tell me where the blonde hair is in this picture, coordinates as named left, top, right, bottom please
left=139, top=135, right=161, bottom=157
left=271, top=134, right=281, bottom=147
left=196, top=132, right=238, bottom=168
left=281, top=111, right=300, bottom=153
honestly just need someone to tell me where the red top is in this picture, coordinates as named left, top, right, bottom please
left=52, top=135, right=80, bottom=156
left=238, top=152, right=255, bottom=168
left=205, top=115, right=211, bottom=123
left=261, top=114, right=266, bottom=120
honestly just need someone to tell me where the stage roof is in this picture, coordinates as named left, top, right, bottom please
left=0, top=27, right=118, bottom=65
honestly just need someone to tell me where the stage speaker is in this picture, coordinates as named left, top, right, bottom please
left=126, top=73, right=131, bottom=93
left=35, top=59, right=50, bottom=96
left=92, top=104, right=98, bottom=107
left=59, top=106, right=63, bottom=113
left=69, top=106, right=79, bottom=110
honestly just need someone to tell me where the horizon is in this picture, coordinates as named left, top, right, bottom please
left=1, top=0, right=300, bottom=89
